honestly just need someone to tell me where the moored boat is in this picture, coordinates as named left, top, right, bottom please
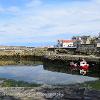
left=80, top=59, right=89, bottom=75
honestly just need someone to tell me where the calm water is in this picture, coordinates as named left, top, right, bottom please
left=0, top=60, right=99, bottom=85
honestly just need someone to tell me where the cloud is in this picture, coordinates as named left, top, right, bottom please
left=7, top=6, right=20, bottom=14
left=0, top=0, right=100, bottom=46
left=26, top=0, right=42, bottom=7
left=0, top=6, right=5, bottom=12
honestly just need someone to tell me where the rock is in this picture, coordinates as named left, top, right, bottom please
left=0, top=86, right=100, bottom=100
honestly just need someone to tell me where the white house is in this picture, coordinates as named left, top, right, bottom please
left=97, top=39, right=100, bottom=47
left=57, top=40, right=75, bottom=47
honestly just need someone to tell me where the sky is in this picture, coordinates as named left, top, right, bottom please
left=0, top=0, right=100, bottom=47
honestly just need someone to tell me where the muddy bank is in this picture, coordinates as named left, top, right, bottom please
left=0, top=84, right=100, bottom=100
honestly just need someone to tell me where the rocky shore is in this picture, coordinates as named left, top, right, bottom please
left=0, top=47, right=99, bottom=100
left=44, top=54, right=100, bottom=63
left=0, top=78, right=100, bottom=100
left=0, top=47, right=100, bottom=63
left=0, top=85, right=100, bottom=100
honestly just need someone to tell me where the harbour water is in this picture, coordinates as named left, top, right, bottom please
left=0, top=60, right=99, bottom=85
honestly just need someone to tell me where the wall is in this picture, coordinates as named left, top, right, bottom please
left=77, top=44, right=96, bottom=54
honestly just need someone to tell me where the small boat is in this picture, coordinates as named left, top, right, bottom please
left=80, top=59, right=89, bottom=75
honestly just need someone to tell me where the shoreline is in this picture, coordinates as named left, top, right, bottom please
left=0, top=47, right=99, bottom=63
left=0, top=80, right=100, bottom=100
left=44, top=54, right=100, bottom=63
left=0, top=77, right=99, bottom=87
left=0, top=49, right=99, bottom=99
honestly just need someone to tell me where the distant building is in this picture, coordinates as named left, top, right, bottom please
left=97, top=40, right=100, bottom=47
left=96, top=33, right=100, bottom=49
left=72, top=35, right=93, bottom=49
left=57, top=40, right=75, bottom=47
left=80, top=36, right=91, bottom=44
left=96, top=38, right=100, bottom=52
left=72, top=35, right=91, bottom=45
left=0, top=46, right=27, bottom=50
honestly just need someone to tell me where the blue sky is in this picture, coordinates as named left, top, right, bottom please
left=0, top=0, right=100, bottom=47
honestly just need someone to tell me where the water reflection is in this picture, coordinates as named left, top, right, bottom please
left=0, top=65, right=98, bottom=85
left=0, top=59, right=99, bottom=85
left=43, top=61, right=100, bottom=78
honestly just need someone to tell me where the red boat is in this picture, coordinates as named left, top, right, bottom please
left=80, top=59, right=89, bottom=75
left=70, top=59, right=89, bottom=75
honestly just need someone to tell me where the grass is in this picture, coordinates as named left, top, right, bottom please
left=0, top=78, right=41, bottom=87
left=0, top=78, right=100, bottom=91
left=80, top=80, right=100, bottom=90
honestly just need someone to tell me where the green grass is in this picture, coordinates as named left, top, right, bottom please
left=0, top=78, right=100, bottom=90
left=81, top=80, right=100, bottom=90
left=0, top=79, right=41, bottom=87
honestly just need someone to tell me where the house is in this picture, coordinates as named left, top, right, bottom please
left=57, top=40, right=75, bottom=47
left=80, top=36, right=91, bottom=44
left=72, top=35, right=92, bottom=44
left=96, top=39, right=100, bottom=52
left=72, top=35, right=94, bottom=49
left=96, top=35, right=100, bottom=55
left=97, top=40, right=100, bottom=47
left=97, top=33, right=100, bottom=47
left=72, top=35, right=97, bottom=54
